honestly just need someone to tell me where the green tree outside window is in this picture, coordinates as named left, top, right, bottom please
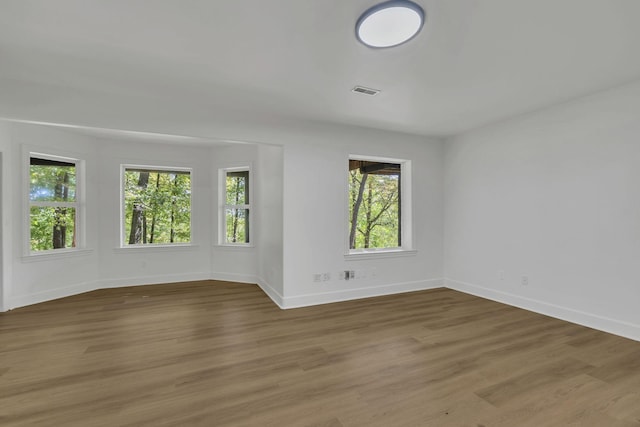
left=348, top=160, right=401, bottom=250
left=123, top=168, right=192, bottom=245
left=29, top=156, right=78, bottom=252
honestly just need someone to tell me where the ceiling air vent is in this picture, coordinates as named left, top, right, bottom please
left=352, top=86, right=380, bottom=96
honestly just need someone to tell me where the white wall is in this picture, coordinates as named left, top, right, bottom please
left=96, top=139, right=213, bottom=288
left=181, top=119, right=444, bottom=309
left=279, top=126, right=444, bottom=308
left=0, top=151, right=3, bottom=311
left=210, top=144, right=259, bottom=284
left=256, top=144, right=284, bottom=302
left=0, top=121, right=11, bottom=311
left=7, top=123, right=101, bottom=307
left=1, top=118, right=444, bottom=314
left=0, top=121, right=278, bottom=310
left=444, top=80, right=640, bottom=341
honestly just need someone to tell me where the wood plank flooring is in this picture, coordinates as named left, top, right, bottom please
left=1, top=281, right=640, bottom=426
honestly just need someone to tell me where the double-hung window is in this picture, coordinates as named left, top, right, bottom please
left=220, top=167, right=251, bottom=245
left=29, top=154, right=82, bottom=253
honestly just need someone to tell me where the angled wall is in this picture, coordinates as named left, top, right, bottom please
left=5, top=123, right=101, bottom=307
left=279, top=126, right=444, bottom=307
left=444, top=80, right=640, bottom=341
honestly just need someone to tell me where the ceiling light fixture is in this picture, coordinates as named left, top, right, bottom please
left=356, top=0, right=425, bottom=48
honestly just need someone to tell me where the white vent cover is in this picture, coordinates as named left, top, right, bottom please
left=352, top=86, right=380, bottom=96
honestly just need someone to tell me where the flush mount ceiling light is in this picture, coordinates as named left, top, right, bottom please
left=356, top=0, right=425, bottom=48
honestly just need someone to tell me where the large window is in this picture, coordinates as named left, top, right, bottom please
left=220, top=167, right=250, bottom=244
left=348, top=157, right=410, bottom=252
left=29, top=154, right=81, bottom=252
left=122, top=166, right=192, bottom=246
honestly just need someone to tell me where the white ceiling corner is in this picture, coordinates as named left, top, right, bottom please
left=1, top=0, right=639, bottom=138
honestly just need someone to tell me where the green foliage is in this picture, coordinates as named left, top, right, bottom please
left=349, top=168, right=400, bottom=249
left=30, top=164, right=76, bottom=202
left=30, top=162, right=77, bottom=251
left=225, top=209, right=249, bottom=243
left=225, top=172, right=249, bottom=243
left=124, top=170, right=191, bottom=244
left=30, top=207, right=76, bottom=251
left=226, top=173, right=248, bottom=204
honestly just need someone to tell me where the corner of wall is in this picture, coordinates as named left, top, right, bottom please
left=255, top=276, right=285, bottom=309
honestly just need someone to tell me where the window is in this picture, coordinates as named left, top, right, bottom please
left=220, top=167, right=250, bottom=244
left=348, top=157, right=411, bottom=252
left=29, top=154, right=81, bottom=252
left=122, top=166, right=192, bottom=246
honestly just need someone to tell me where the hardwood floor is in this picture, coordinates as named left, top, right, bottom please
left=1, top=281, right=640, bottom=426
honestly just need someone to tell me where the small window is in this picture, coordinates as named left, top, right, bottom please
left=348, top=157, right=409, bottom=251
left=220, top=168, right=250, bottom=244
left=122, top=166, right=192, bottom=245
left=29, top=155, right=81, bottom=252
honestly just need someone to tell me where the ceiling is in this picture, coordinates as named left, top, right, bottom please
left=1, top=0, right=640, bottom=138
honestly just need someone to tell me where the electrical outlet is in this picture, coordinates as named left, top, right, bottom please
left=521, top=275, right=529, bottom=286
left=322, top=273, right=331, bottom=281
left=313, top=274, right=322, bottom=283
left=349, top=270, right=355, bottom=280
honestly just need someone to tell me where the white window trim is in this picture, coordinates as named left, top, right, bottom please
left=113, top=244, right=199, bottom=254
left=218, top=165, right=253, bottom=247
left=22, top=248, right=94, bottom=263
left=24, top=149, right=86, bottom=257
left=345, top=154, right=413, bottom=258
left=120, top=164, right=194, bottom=248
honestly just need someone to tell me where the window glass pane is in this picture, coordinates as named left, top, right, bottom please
left=226, top=171, right=249, bottom=205
left=30, top=206, right=76, bottom=251
left=30, top=160, right=76, bottom=202
left=348, top=161, right=401, bottom=249
left=225, top=208, right=249, bottom=243
left=123, top=169, right=191, bottom=244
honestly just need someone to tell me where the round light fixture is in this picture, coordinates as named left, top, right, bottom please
left=356, top=0, right=425, bottom=48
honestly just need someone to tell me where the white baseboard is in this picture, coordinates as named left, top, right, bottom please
left=8, top=280, right=100, bottom=310
left=101, top=272, right=212, bottom=289
left=208, top=273, right=285, bottom=308
left=255, top=276, right=285, bottom=308
left=4, top=272, right=262, bottom=311
left=281, top=278, right=444, bottom=309
left=6, top=272, right=638, bottom=343
left=210, top=272, right=259, bottom=285
left=445, top=278, right=640, bottom=342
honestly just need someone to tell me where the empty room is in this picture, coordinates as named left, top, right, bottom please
left=1, top=1, right=640, bottom=426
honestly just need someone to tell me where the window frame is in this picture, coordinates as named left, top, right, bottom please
left=218, top=165, right=252, bottom=247
left=25, top=151, right=85, bottom=256
left=120, top=164, right=193, bottom=248
left=345, top=155, right=413, bottom=258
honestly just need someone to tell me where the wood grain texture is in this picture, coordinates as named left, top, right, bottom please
left=1, top=281, right=639, bottom=426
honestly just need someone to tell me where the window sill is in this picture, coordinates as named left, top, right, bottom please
left=22, top=248, right=94, bottom=263
left=113, top=244, right=199, bottom=254
left=214, top=244, right=255, bottom=250
left=344, top=249, right=417, bottom=261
